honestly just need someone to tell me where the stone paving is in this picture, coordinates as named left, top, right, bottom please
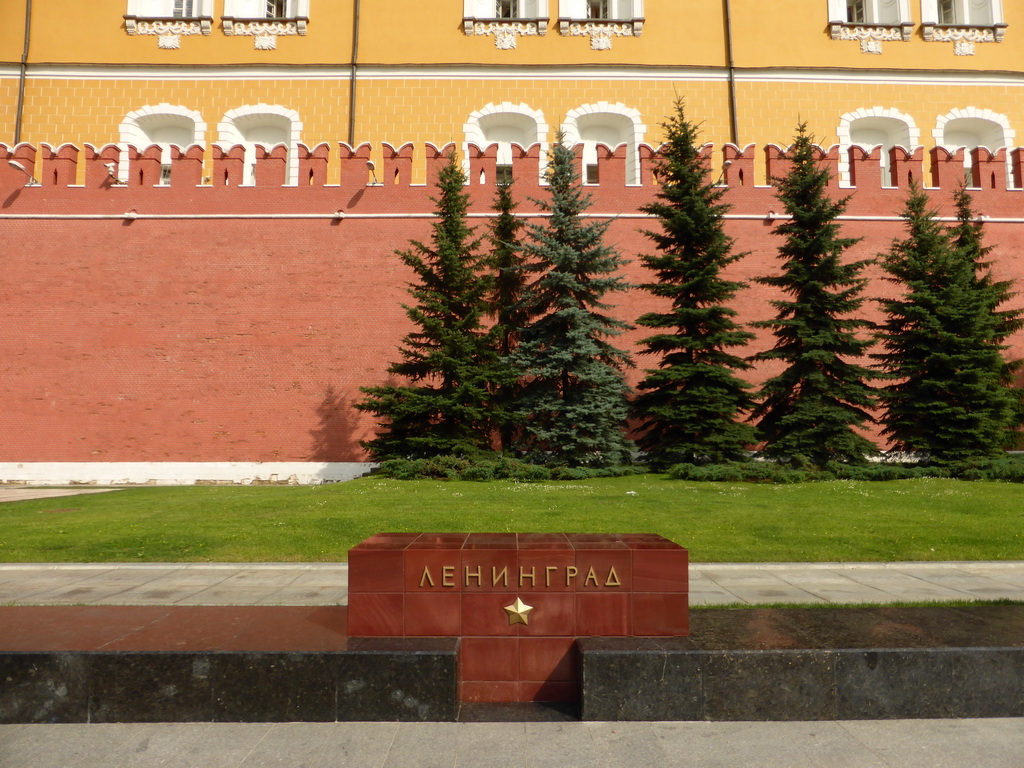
left=4, top=560, right=1024, bottom=607
left=2, top=718, right=1022, bottom=768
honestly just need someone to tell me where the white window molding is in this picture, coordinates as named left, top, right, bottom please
left=558, top=0, right=643, bottom=49
left=561, top=102, right=645, bottom=185
left=218, top=104, right=302, bottom=186
left=464, top=102, right=548, bottom=183
left=933, top=106, right=1014, bottom=184
left=120, top=104, right=206, bottom=183
left=828, top=0, right=911, bottom=52
left=837, top=107, right=919, bottom=186
left=125, top=0, right=212, bottom=47
left=223, top=0, right=309, bottom=48
left=463, top=0, right=549, bottom=48
left=921, top=0, right=1006, bottom=54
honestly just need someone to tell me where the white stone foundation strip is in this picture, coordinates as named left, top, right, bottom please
left=0, top=462, right=376, bottom=486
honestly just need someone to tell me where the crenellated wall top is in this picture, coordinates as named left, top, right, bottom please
left=2, top=140, right=1022, bottom=207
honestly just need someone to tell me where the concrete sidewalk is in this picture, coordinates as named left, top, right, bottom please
left=2, top=560, right=1024, bottom=607
left=2, top=719, right=1022, bottom=768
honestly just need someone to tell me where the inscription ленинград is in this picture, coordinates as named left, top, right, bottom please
left=418, top=564, right=622, bottom=589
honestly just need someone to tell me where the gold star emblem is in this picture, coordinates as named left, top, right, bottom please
left=503, top=597, right=534, bottom=626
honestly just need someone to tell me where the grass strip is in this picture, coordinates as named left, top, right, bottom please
left=0, top=474, right=1021, bottom=563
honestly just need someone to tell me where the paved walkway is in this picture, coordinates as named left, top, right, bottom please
left=2, top=718, right=1022, bottom=767
left=2, top=560, right=1024, bottom=607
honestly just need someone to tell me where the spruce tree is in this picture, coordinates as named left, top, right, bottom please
left=632, top=100, right=757, bottom=469
left=876, top=183, right=1024, bottom=461
left=356, top=152, right=496, bottom=460
left=486, top=180, right=528, bottom=452
left=750, top=124, right=877, bottom=466
left=510, top=135, right=633, bottom=467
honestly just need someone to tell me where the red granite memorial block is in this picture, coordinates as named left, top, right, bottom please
left=347, top=532, right=688, bottom=703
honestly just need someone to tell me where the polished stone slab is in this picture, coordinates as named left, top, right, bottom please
left=579, top=605, right=1024, bottom=721
left=0, top=606, right=457, bottom=724
left=0, top=644, right=459, bottom=724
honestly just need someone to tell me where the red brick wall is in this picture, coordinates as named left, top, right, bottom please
left=1, top=141, right=1022, bottom=462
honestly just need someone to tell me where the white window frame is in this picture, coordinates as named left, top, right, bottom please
left=125, top=0, right=212, bottom=18
left=929, top=0, right=999, bottom=25
left=828, top=0, right=912, bottom=44
left=921, top=0, right=1004, bottom=26
left=463, top=0, right=550, bottom=41
left=222, top=0, right=309, bottom=20
left=838, top=0, right=908, bottom=23
left=558, top=0, right=643, bottom=38
left=560, top=0, right=642, bottom=20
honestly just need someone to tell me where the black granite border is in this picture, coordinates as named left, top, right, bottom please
left=579, top=641, right=1024, bottom=721
left=0, top=639, right=459, bottom=724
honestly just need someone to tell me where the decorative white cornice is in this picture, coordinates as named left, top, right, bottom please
left=124, top=16, right=212, bottom=49
left=463, top=19, right=548, bottom=49
left=829, top=22, right=912, bottom=53
left=558, top=19, right=643, bottom=50
left=922, top=23, right=1007, bottom=55
left=222, top=17, right=308, bottom=50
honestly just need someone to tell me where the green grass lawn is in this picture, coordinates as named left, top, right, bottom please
left=0, top=475, right=1021, bottom=563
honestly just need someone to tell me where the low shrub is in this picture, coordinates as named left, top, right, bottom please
left=666, top=455, right=1024, bottom=483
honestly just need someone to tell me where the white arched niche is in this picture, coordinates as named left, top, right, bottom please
left=120, top=104, right=206, bottom=184
left=464, top=102, right=548, bottom=184
left=218, top=104, right=302, bottom=185
left=837, top=108, right=919, bottom=187
left=934, top=108, right=1015, bottom=186
left=562, top=103, right=645, bottom=185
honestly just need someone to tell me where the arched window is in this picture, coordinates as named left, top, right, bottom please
left=934, top=108, right=1015, bottom=186
left=562, top=103, right=645, bottom=185
left=120, top=104, right=206, bottom=184
left=837, top=108, right=918, bottom=187
left=218, top=105, right=302, bottom=185
left=464, top=103, right=548, bottom=184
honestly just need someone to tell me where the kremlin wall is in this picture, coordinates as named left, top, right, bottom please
left=2, top=139, right=1023, bottom=484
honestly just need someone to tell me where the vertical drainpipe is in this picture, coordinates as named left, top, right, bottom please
left=14, top=0, right=33, bottom=145
left=723, top=0, right=739, bottom=146
left=347, top=0, right=361, bottom=147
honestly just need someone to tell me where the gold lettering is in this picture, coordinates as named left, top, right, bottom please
left=519, top=566, right=536, bottom=587
left=566, top=565, right=578, bottom=586
left=464, top=566, right=482, bottom=587
left=605, top=566, right=621, bottom=587
left=442, top=566, right=455, bottom=587
left=492, top=566, right=508, bottom=587
left=585, top=566, right=599, bottom=587
left=545, top=566, right=558, bottom=587
left=419, top=566, right=435, bottom=588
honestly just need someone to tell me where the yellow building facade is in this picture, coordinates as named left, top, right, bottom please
left=2, top=0, right=1022, bottom=184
